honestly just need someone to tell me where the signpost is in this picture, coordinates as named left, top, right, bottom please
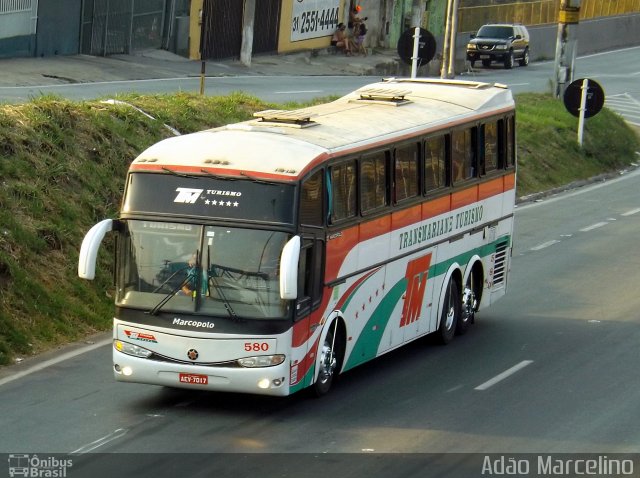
left=563, top=78, right=605, bottom=146
left=397, top=28, right=436, bottom=78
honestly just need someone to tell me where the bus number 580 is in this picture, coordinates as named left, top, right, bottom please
left=244, top=342, right=269, bottom=352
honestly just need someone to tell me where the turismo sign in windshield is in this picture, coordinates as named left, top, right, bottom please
left=122, top=173, right=295, bottom=224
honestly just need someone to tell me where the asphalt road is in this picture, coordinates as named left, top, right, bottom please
left=1, top=47, right=639, bottom=478
left=1, top=168, right=639, bottom=475
left=0, top=47, right=639, bottom=127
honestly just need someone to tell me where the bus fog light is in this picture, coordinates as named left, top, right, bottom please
left=122, top=366, right=133, bottom=376
left=257, top=378, right=270, bottom=389
left=272, top=378, right=282, bottom=387
left=238, top=354, right=285, bottom=368
left=114, top=339, right=152, bottom=358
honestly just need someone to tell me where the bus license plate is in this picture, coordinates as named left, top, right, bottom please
left=179, top=373, right=208, bottom=385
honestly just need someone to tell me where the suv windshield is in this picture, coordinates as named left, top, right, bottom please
left=116, top=220, right=291, bottom=319
left=477, top=26, right=514, bottom=39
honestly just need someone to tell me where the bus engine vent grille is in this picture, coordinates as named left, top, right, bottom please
left=252, top=109, right=318, bottom=128
left=492, top=239, right=509, bottom=286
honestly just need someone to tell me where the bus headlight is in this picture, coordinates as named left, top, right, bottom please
left=114, top=339, right=153, bottom=358
left=237, top=355, right=285, bottom=368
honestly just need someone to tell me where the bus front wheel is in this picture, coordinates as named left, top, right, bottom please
left=438, top=279, right=460, bottom=344
left=313, top=323, right=340, bottom=396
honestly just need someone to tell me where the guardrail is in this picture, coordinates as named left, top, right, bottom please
left=459, top=0, right=640, bottom=32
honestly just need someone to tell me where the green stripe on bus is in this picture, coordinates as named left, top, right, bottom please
left=342, top=236, right=510, bottom=371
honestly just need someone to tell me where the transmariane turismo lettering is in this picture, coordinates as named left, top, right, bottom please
left=399, top=205, right=484, bottom=251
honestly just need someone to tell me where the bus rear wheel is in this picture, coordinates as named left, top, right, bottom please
left=457, top=273, right=478, bottom=335
left=313, top=324, right=340, bottom=397
left=438, top=279, right=460, bottom=344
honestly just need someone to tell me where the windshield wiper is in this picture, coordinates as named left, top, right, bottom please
left=199, top=169, right=239, bottom=181
left=162, top=166, right=203, bottom=178
left=147, top=274, right=192, bottom=316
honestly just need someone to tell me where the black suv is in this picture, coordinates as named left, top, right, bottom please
left=466, top=23, right=530, bottom=69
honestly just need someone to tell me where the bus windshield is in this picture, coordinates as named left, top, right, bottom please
left=116, top=220, right=291, bottom=320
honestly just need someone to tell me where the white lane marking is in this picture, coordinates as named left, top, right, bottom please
left=0, top=338, right=111, bottom=388
left=274, top=90, right=323, bottom=94
left=577, top=45, right=640, bottom=60
left=622, top=207, right=640, bottom=216
left=580, top=221, right=609, bottom=232
left=475, top=360, right=534, bottom=391
left=71, top=428, right=128, bottom=455
left=516, top=168, right=640, bottom=211
left=530, top=240, right=560, bottom=251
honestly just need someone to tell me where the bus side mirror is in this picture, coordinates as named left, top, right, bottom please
left=279, top=235, right=300, bottom=300
left=78, top=219, right=114, bottom=280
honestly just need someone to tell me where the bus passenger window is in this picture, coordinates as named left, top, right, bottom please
left=506, top=116, right=516, bottom=168
left=330, top=161, right=357, bottom=222
left=424, top=135, right=446, bottom=192
left=360, top=152, right=388, bottom=213
left=484, top=121, right=499, bottom=173
left=300, top=170, right=324, bottom=226
left=452, top=129, right=475, bottom=183
left=394, top=143, right=419, bottom=202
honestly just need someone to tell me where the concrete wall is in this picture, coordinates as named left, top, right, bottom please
left=452, top=13, right=640, bottom=70
left=0, top=4, right=38, bottom=58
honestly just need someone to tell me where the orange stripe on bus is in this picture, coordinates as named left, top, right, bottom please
left=451, top=187, right=478, bottom=210
left=422, top=195, right=449, bottom=220
left=129, top=163, right=296, bottom=182
left=359, top=215, right=391, bottom=243
left=391, top=204, right=422, bottom=230
left=504, top=172, right=516, bottom=190
left=478, top=177, right=504, bottom=200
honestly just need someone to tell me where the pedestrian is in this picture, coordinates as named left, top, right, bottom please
left=331, top=23, right=352, bottom=56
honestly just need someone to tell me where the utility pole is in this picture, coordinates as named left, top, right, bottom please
left=199, top=4, right=206, bottom=95
left=553, top=0, right=581, bottom=98
left=240, top=0, right=256, bottom=67
left=440, top=0, right=459, bottom=79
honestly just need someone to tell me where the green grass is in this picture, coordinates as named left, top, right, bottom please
left=515, top=93, right=639, bottom=198
left=0, top=92, right=638, bottom=365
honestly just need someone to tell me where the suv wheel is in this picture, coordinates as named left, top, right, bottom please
left=504, top=51, right=514, bottom=69
left=519, top=48, right=530, bottom=67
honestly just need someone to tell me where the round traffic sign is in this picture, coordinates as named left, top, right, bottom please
left=563, top=78, right=605, bottom=118
left=397, top=28, right=436, bottom=66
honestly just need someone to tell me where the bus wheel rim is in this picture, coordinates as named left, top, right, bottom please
left=318, top=343, right=336, bottom=384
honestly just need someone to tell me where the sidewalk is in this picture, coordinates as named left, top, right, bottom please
left=0, top=47, right=421, bottom=88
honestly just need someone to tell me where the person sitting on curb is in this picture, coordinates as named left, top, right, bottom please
left=331, top=23, right=352, bottom=56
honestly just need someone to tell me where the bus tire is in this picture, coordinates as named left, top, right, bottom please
left=438, top=279, right=460, bottom=344
left=312, top=322, right=341, bottom=397
left=457, top=276, right=476, bottom=335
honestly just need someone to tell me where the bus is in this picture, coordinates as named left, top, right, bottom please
left=78, top=78, right=515, bottom=397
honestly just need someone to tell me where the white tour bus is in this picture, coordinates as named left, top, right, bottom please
left=78, top=78, right=515, bottom=396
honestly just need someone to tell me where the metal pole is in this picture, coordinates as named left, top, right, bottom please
left=577, top=78, right=588, bottom=147
left=411, top=27, right=420, bottom=78
left=199, top=4, right=206, bottom=95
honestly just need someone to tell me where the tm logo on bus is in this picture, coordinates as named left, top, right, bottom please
left=174, top=187, right=204, bottom=204
left=400, top=253, right=432, bottom=327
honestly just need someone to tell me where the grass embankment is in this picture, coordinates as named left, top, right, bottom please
left=0, top=92, right=638, bottom=365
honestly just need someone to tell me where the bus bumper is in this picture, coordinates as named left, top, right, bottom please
left=113, top=349, right=291, bottom=397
